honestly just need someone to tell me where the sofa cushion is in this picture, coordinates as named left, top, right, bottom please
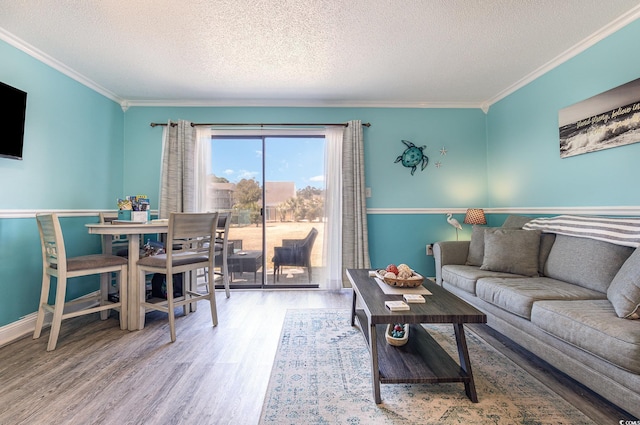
left=480, top=228, right=541, bottom=277
left=476, top=277, right=607, bottom=319
left=442, top=265, right=522, bottom=294
left=531, top=300, right=640, bottom=373
left=466, top=225, right=490, bottom=266
left=608, top=247, right=640, bottom=319
left=466, top=217, right=535, bottom=266
left=501, top=215, right=532, bottom=228
left=544, top=234, right=633, bottom=293
left=467, top=226, right=554, bottom=275
left=538, top=233, right=555, bottom=276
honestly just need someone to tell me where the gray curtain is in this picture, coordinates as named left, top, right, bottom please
left=342, top=120, right=371, bottom=282
left=159, top=120, right=197, bottom=219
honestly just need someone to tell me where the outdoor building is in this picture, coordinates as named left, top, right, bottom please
left=264, top=181, right=295, bottom=221
left=207, top=180, right=235, bottom=211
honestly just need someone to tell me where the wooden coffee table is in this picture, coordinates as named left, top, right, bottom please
left=346, top=269, right=487, bottom=404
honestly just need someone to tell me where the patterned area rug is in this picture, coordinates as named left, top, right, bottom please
left=259, top=309, right=595, bottom=425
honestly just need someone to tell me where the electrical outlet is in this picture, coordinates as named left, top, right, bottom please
left=426, top=244, right=433, bottom=256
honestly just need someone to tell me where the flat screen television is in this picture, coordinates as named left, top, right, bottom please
left=0, top=81, right=27, bottom=160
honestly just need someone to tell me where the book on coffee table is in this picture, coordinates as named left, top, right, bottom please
left=403, top=294, right=425, bottom=303
left=385, top=300, right=410, bottom=311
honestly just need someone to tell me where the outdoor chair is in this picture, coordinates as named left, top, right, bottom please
left=272, top=227, right=318, bottom=283
left=137, top=212, right=219, bottom=342
left=34, top=213, right=128, bottom=351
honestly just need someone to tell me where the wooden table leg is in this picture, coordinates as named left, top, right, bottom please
left=454, top=323, right=478, bottom=402
left=370, top=322, right=382, bottom=404
left=127, top=235, right=142, bottom=331
left=100, top=236, right=113, bottom=321
left=350, top=290, right=357, bottom=326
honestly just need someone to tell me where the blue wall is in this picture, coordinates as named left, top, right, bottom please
left=0, top=39, right=125, bottom=327
left=0, top=41, right=125, bottom=209
left=123, top=106, right=487, bottom=275
left=487, top=20, right=640, bottom=208
left=2, top=17, right=640, bottom=329
left=123, top=107, right=487, bottom=210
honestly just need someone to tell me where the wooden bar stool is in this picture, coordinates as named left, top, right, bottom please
left=34, top=213, right=128, bottom=351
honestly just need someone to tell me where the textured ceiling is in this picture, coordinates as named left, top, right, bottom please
left=1, top=1, right=640, bottom=109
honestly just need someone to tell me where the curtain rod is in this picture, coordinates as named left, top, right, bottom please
left=150, top=122, right=371, bottom=128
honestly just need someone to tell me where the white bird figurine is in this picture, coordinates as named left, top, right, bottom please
left=447, top=213, right=463, bottom=240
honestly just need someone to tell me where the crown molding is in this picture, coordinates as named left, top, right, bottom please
left=484, top=5, right=640, bottom=107
left=123, top=98, right=485, bottom=109
left=0, top=27, right=124, bottom=105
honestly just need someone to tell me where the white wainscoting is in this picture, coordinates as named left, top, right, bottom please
left=0, top=209, right=119, bottom=218
left=367, top=206, right=640, bottom=216
left=3, top=206, right=640, bottom=219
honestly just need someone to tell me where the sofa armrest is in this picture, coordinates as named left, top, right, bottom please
left=433, top=241, right=470, bottom=285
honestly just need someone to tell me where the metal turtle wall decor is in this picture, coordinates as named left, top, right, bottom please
left=395, top=140, right=429, bottom=175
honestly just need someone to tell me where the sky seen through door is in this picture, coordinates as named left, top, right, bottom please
left=211, top=137, right=326, bottom=191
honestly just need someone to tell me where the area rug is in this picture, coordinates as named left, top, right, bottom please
left=259, top=309, right=595, bottom=425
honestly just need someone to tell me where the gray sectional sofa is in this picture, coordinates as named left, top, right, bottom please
left=433, top=215, right=640, bottom=418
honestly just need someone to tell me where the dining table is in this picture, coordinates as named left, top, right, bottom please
left=86, top=220, right=168, bottom=330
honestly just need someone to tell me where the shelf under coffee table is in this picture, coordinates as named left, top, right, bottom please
left=346, top=269, right=487, bottom=404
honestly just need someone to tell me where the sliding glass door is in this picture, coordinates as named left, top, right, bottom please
left=207, top=134, right=325, bottom=289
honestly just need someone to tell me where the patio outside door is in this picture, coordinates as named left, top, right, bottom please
left=208, top=135, right=325, bottom=289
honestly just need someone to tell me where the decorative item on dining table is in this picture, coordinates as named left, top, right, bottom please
left=375, top=263, right=424, bottom=287
left=117, top=194, right=150, bottom=222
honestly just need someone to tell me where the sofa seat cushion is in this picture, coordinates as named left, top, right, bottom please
left=531, top=300, right=640, bottom=373
left=476, top=277, right=606, bottom=319
left=442, top=265, right=523, bottom=294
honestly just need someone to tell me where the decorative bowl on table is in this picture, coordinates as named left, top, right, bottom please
left=385, top=323, right=409, bottom=346
left=375, top=263, right=424, bottom=288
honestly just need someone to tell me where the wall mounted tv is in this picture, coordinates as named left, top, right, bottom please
left=0, top=81, right=27, bottom=160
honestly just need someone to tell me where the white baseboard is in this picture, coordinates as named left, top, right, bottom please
left=0, top=291, right=102, bottom=348
left=0, top=312, right=38, bottom=348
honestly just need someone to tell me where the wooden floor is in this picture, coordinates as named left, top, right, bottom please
left=0, top=290, right=634, bottom=424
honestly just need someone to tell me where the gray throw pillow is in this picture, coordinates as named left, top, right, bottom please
left=544, top=235, right=632, bottom=293
left=466, top=225, right=488, bottom=266
left=538, top=233, right=556, bottom=276
left=501, top=215, right=532, bottom=229
left=607, top=247, right=640, bottom=319
left=480, top=228, right=541, bottom=277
